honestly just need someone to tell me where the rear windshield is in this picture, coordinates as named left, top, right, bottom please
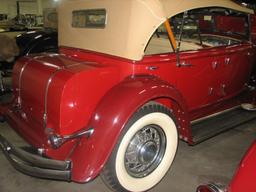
left=72, top=9, right=106, bottom=28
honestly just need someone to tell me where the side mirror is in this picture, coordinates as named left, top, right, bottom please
left=196, top=183, right=225, bottom=192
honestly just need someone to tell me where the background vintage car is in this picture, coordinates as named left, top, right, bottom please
left=0, top=1, right=255, bottom=192
left=15, top=8, right=58, bottom=57
left=0, top=8, right=58, bottom=67
left=0, top=8, right=58, bottom=93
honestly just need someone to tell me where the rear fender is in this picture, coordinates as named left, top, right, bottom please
left=70, top=75, right=190, bottom=182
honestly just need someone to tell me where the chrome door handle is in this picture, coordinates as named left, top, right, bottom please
left=212, top=61, right=218, bottom=69
left=179, top=61, right=193, bottom=67
left=221, top=84, right=226, bottom=96
left=225, top=58, right=230, bottom=65
left=147, top=66, right=159, bottom=71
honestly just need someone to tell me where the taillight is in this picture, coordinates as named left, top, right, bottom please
left=197, top=183, right=225, bottom=192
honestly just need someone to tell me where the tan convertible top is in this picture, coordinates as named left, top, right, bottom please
left=58, top=0, right=253, bottom=61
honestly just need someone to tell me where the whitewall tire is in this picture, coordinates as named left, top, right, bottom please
left=101, top=102, right=178, bottom=192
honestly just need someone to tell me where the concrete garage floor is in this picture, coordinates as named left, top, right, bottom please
left=0, top=106, right=255, bottom=192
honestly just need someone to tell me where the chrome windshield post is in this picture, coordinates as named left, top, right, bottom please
left=176, top=11, right=188, bottom=67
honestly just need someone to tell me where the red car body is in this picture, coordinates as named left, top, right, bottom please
left=7, top=40, right=255, bottom=181
left=0, top=1, right=255, bottom=192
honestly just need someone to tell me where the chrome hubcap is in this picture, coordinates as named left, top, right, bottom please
left=125, top=125, right=166, bottom=178
left=138, top=141, right=157, bottom=163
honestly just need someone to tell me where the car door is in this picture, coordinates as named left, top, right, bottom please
left=176, top=49, right=222, bottom=111
left=222, top=43, right=255, bottom=97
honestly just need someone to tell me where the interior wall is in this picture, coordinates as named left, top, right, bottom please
left=19, top=1, right=38, bottom=15
left=42, top=0, right=58, bottom=10
left=0, top=0, right=58, bottom=19
left=0, top=0, right=8, bottom=14
left=0, top=0, right=15, bottom=18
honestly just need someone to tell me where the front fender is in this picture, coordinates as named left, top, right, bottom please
left=70, top=75, right=189, bottom=182
left=228, top=141, right=256, bottom=192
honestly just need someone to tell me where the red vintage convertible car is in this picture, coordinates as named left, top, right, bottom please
left=0, top=1, right=255, bottom=192
left=197, top=140, right=256, bottom=192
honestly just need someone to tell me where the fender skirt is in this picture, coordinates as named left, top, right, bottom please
left=69, top=75, right=189, bottom=182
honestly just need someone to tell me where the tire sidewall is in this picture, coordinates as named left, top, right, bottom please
left=115, top=111, right=178, bottom=192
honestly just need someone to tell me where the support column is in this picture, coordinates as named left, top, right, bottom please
left=37, top=0, right=43, bottom=15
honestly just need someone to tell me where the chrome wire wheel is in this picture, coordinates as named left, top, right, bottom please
left=125, top=124, right=166, bottom=178
left=101, top=103, right=178, bottom=192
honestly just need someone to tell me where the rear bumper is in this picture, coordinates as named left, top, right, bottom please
left=0, top=134, right=72, bottom=181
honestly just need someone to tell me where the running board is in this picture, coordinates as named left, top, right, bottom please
left=191, top=107, right=256, bottom=145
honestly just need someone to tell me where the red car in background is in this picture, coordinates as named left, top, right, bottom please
left=199, top=11, right=255, bottom=43
left=197, top=141, right=256, bottom=192
left=251, top=14, right=256, bottom=43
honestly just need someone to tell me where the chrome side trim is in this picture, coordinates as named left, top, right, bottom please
left=18, top=61, right=31, bottom=107
left=191, top=105, right=240, bottom=124
left=43, top=66, right=64, bottom=128
left=147, top=66, right=158, bottom=71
